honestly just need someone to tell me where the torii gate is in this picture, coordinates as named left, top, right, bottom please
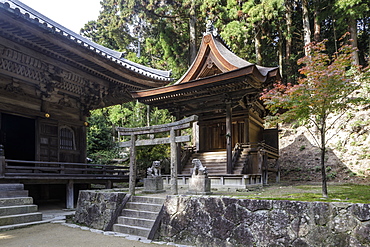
left=116, top=115, right=198, bottom=195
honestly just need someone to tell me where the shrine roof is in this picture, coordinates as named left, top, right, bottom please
left=175, top=30, right=279, bottom=84
left=132, top=28, right=281, bottom=118
left=133, top=31, right=281, bottom=100
left=0, top=0, right=172, bottom=84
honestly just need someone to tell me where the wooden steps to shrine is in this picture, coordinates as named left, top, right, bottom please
left=174, top=150, right=263, bottom=189
left=181, top=149, right=258, bottom=175
left=181, top=151, right=228, bottom=175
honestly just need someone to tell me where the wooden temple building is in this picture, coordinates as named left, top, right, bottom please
left=132, top=25, right=282, bottom=188
left=0, top=0, right=172, bottom=207
left=0, top=0, right=281, bottom=208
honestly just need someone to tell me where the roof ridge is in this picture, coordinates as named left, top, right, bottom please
left=0, top=0, right=172, bottom=81
left=203, top=20, right=234, bottom=53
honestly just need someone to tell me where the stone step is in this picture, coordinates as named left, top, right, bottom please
left=125, top=202, right=162, bottom=212
left=113, top=196, right=165, bottom=238
left=117, top=216, right=155, bottom=228
left=0, top=212, right=43, bottom=226
left=120, top=209, right=159, bottom=220
left=0, top=190, right=29, bottom=198
left=0, top=219, right=49, bottom=232
left=0, top=205, right=38, bottom=216
left=113, top=223, right=150, bottom=237
left=0, top=197, right=34, bottom=207
left=130, top=196, right=165, bottom=205
left=0, top=184, right=24, bottom=191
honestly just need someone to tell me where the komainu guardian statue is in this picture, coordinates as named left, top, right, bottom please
left=191, top=158, right=208, bottom=176
left=147, top=160, right=161, bottom=177
left=143, top=160, right=165, bottom=193
left=188, top=158, right=212, bottom=195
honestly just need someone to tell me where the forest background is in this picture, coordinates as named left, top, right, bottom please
left=82, top=0, right=370, bottom=179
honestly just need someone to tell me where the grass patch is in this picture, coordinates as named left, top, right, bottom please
left=232, top=184, right=370, bottom=204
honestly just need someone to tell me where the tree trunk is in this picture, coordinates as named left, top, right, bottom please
left=278, top=31, right=283, bottom=77
left=285, top=0, right=293, bottom=62
left=320, top=127, right=328, bottom=198
left=189, top=1, right=197, bottom=65
left=302, top=0, right=311, bottom=56
left=285, top=0, right=293, bottom=83
left=314, top=8, right=321, bottom=42
left=349, top=17, right=360, bottom=65
left=254, top=24, right=263, bottom=65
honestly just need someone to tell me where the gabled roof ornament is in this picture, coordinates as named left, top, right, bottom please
left=204, top=20, right=218, bottom=37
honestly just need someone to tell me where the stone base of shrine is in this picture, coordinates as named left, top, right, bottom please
left=143, top=176, right=165, bottom=193
left=163, top=174, right=263, bottom=191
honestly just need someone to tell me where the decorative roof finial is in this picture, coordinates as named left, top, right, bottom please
left=204, top=20, right=218, bottom=36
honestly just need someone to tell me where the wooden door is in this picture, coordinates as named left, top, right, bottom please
left=38, top=119, right=59, bottom=162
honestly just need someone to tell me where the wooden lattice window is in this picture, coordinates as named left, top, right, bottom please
left=60, top=127, right=75, bottom=150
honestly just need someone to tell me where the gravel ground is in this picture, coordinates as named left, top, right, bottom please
left=0, top=223, right=168, bottom=247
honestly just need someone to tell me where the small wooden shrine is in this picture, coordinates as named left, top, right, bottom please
left=0, top=0, right=171, bottom=206
left=132, top=25, right=282, bottom=187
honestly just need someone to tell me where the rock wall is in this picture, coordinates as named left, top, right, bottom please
left=158, top=196, right=370, bottom=247
left=74, top=190, right=128, bottom=231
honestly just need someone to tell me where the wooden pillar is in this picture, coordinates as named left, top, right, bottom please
left=170, top=128, right=178, bottom=195
left=66, top=180, right=74, bottom=209
left=226, top=101, right=233, bottom=174
left=129, top=134, right=137, bottom=195
left=0, top=145, right=4, bottom=178
left=276, top=159, right=280, bottom=183
left=263, top=154, right=268, bottom=185
left=244, top=108, right=250, bottom=143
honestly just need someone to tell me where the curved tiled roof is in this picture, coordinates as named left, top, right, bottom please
left=0, top=0, right=172, bottom=82
left=132, top=31, right=281, bottom=118
left=176, top=32, right=279, bottom=84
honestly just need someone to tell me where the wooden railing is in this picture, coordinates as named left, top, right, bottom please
left=1, top=159, right=129, bottom=180
left=231, top=142, right=279, bottom=172
left=236, top=142, right=279, bottom=158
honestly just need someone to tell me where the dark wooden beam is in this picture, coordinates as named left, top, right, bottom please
left=226, top=100, right=233, bottom=174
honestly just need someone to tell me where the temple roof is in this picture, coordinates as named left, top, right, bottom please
left=132, top=30, right=281, bottom=118
left=176, top=31, right=279, bottom=84
left=0, top=0, right=172, bottom=85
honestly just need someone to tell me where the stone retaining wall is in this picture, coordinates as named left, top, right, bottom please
left=158, top=196, right=370, bottom=247
left=74, top=190, right=128, bottom=231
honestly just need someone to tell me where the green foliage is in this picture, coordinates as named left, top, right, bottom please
left=87, top=109, right=114, bottom=154
left=79, top=0, right=370, bottom=82
left=261, top=38, right=369, bottom=197
left=261, top=38, right=367, bottom=136
left=87, top=101, right=174, bottom=174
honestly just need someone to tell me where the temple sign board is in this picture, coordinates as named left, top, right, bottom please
left=117, top=115, right=198, bottom=195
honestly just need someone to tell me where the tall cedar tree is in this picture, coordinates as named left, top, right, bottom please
left=261, top=38, right=368, bottom=197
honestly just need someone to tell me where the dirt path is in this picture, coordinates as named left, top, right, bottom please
left=0, top=223, right=165, bottom=247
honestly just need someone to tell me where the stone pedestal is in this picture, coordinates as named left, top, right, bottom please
left=143, top=176, right=165, bottom=193
left=188, top=175, right=212, bottom=195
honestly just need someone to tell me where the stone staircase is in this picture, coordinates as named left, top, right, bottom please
left=113, top=196, right=165, bottom=238
left=0, top=184, right=43, bottom=231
